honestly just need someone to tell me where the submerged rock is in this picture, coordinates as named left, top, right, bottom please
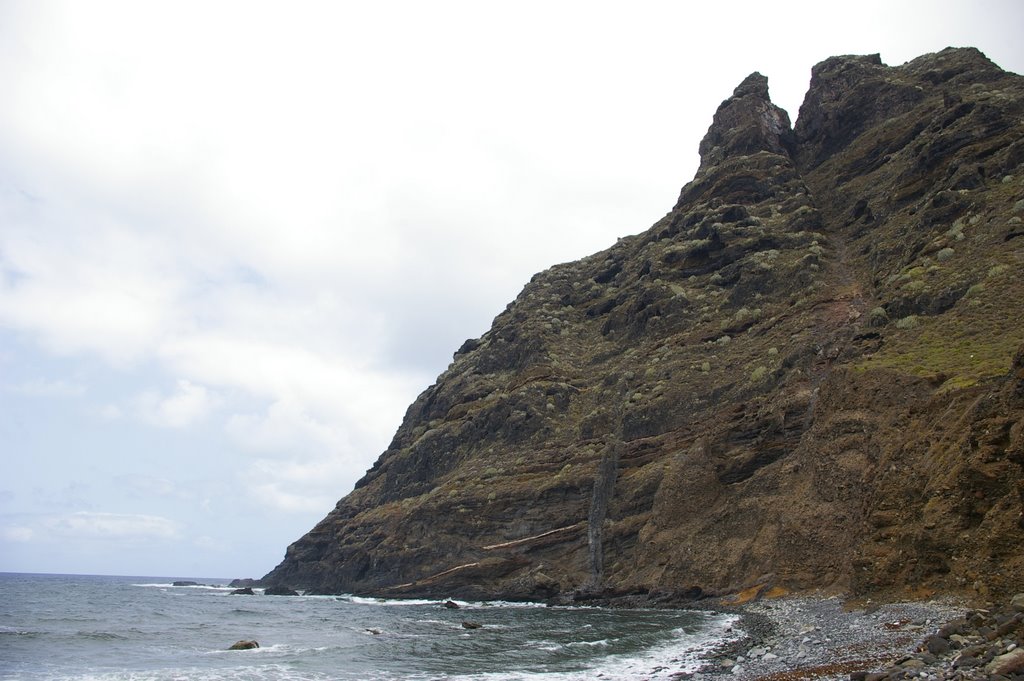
left=228, top=640, right=259, bottom=650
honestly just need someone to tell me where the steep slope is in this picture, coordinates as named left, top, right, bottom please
left=264, top=48, right=1024, bottom=602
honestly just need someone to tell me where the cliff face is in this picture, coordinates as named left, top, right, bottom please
left=264, top=48, right=1024, bottom=602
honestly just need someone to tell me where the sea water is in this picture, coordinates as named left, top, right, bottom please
left=0, top=573, right=738, bottom=680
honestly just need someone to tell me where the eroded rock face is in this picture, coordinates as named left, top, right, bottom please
left=264, top=48, right=1024, bottom=602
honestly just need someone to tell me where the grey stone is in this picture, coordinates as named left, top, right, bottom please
left=986, top=648, right=1024, bottom=675
left=926, top=635, right=950, bottom=655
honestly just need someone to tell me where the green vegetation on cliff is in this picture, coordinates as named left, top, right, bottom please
left=265, top=48, right=1024, bottom=603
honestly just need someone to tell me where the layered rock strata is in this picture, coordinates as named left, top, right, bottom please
left=265, top=48, right=1024, bottom=602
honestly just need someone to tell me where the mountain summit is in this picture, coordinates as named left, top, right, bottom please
left=264, top=48, right=1024, bottom=603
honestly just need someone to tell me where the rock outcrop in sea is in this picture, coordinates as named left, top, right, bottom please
left=264, top=48, right=1024, bottom=603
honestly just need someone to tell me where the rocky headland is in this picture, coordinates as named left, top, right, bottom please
left=263, top=47, right=1024, bottom=617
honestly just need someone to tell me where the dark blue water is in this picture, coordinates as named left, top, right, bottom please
left=0, top=573, right=738, bottom=680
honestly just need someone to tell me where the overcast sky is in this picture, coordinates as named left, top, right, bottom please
left=1, top=1, right=1021, bottom=580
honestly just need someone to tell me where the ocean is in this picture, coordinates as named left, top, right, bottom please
left=0, top=573, right=738, bottom=680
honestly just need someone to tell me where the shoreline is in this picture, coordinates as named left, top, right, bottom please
left=245, top=581, right=1024, bottom=679
left=685, top=592, right=1024, bottom=681
left=692, top=595, right=966, bottom=680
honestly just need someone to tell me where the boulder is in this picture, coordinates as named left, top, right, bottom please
left=443, top=600, right=460, bottom=609
left=228, top=640, right=259, bottom=650
left=986, top=648, right=1024, bottom=675
left=230, top=587, right=255, bottom=595
left=229, top=578, right=260, bottom=588
left=461, top=621, right=482, bottom=629
left=925, top=635, right=950, bottom=655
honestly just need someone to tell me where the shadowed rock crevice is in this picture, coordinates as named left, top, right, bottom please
left=586, top=437, right=623, bottom=589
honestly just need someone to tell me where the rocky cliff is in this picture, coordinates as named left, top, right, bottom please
left=264, top=48, right=1024, bottom=602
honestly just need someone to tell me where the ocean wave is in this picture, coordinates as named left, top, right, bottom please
left=340, top=596, right=444, bottom=607
left=204, top=642, right=333, bottom=657
left=524, top=638, right=613, bottom=652
left=426, top=612, right=741, bottom=681
left=131, top=583, right=235, bottom=591
left=75, top=631, right=130, bottom=641
left=27, top=664, right=335, bottom=681
left=0, top=626, right=45, bottom=637
left=564, top=638, right=612, bottom=648
left=337, top=595, right=548, bottom=609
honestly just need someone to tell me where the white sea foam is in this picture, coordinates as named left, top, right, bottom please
left=337, top=595, right=548, bottom=609
left=428, top=613, right=741, bottom=681
left=341, top=595, right=442, bottom=606
left=35, top=665, right=335, bottom=681
left=131, top=582, right=235, bottom=591
left=565, top=638, right=612, bottom=647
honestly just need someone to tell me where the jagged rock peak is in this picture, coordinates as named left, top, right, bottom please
left=794, top=47, right=1008, bottom=171
left=696, top=71, right=794, bottom=171
left=731, top=71, right=770, bottom=99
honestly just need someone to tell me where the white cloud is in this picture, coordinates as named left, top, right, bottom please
left=226, top=399, right=371, bottom=514
left=137, top=379, right=221, bottom=429
left=98, top=403, right=122, bottom=420
left=6, top=377, right=85, bottom=397
left=226, top=398, right=349, bottom=456
left=0, top=213, right=187, bottom=365
left=1, top=0, right=1023, bottom=573
left=117, top=475, right=177, bottom=499
left=1, top=525, right=34, bottom=542
left=42, top=511, right=180, bottom=540
left=193, top=535, right=221, bottom=551
left=247, top=482, right=335, bottom=514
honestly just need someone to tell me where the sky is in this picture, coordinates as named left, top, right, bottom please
left=1, top=1, right=1022, bottom=580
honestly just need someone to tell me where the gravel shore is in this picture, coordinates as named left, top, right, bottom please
left=679, top=589, right=999, bottom=679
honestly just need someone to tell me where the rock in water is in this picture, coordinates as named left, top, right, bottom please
left=228, top=640, right=259, bottom=650
left=230, top=587, right=255, bottom=595
left=461, top=621, right=482, bottom=630
left=442, top=600, right=460, bottom=609
left=262, top=47, right=1024, bottom=602
left=264, top=585, right=299, bottom=596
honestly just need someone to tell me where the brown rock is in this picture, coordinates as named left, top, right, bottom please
left=260, top=47, right=1024, bottom=602
left=986, top=648, right=1024, bottom=675
left=228, top=640, right=259, bottom=650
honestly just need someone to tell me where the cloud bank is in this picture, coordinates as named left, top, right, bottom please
left=1, top=0, right=1022, bottom=576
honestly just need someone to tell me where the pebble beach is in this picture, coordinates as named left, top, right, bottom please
left=686, top=593, right=1024, bottom=680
